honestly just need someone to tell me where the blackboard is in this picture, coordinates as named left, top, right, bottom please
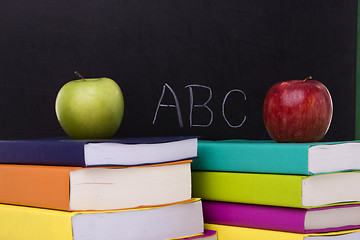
left=0, top=0, right=358, bottom=141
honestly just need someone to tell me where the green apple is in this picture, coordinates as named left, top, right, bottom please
left=55, top=72, right=124, bottom=139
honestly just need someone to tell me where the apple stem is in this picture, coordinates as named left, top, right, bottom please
left=303, top=76, right=312, bottom=82
left=74, top=71, right=86, bottom=82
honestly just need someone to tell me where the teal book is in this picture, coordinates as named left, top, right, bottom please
left=192, top=140, right=360, bottom=175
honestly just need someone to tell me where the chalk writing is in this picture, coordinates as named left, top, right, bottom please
left=185, top=84, right=213, bottom=127
left=153, top=83, right=247, bottom=128
left=152, top=83, right=184, bottom=127
left=222, top=89, right=247, bottom=128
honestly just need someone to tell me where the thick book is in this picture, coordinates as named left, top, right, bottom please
left=205, top=223, right=360, bottom=240
left=203, top=201, right=360, bottom=233
left=192, top=171, right=360, bottom=208
left=0, top=199, right=204, bottom=240
left=0, top=136, right=197, bottom=166
left=0, top=160, right=192, bottom=211
left=192, top=140, right=360, bottom=175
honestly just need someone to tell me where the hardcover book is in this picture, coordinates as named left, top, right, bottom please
left=0, top=136, right=197, bottom=166
left=205, top=223, right=360, bottom=240
left=192, top=140, right=360, bottom=175
left=192, top=171, right=360, bottom=208
left=0, top=199, right=204, bottom=240
left=0, top=160, right=192, bottom=211
left=202, top=200, right=360, bottom=233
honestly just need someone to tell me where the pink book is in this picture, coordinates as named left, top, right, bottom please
left=202, top=201, right=360, bottom=233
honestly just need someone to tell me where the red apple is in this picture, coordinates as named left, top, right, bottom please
left=263, top=76, right=333, bottom=143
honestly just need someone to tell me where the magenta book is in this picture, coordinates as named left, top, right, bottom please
left=202, top=201, right=360, bottom=233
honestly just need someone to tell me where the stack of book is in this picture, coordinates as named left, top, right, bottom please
left=192, top=139, right=360, bottom=240
left=0, top=136, right=217, bottom=240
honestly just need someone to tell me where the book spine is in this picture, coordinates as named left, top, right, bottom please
left=0, top=141, right=86, bottom=166
left=192, top=141, right=310, bottom=175
left=204, top=223, right=304, bottom=240
left=192, top=171, right=304, bottom=208
left=202, top=201, right=306, bottom=233
left=0, top=203, right=74, bottom=240
left=0, top=164, right=75, bottom=210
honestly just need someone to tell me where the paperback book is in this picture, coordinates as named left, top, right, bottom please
left=192, top=140, right=360, bottom=175
left=205, top=223, right=360, bottom=240
left=202, top=200, right=360, bottom=233
left=0, top=136, right=197, bottom=167
left=0, top=160, right=192, bottom=210
left=192, top=171, right=360, bottom=208
left=0, top=198, right=204, bottom=240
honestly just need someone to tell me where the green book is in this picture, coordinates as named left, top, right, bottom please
left=192, top=171, right=360, bottom=208
left=192, top=140, right=360, bottom=175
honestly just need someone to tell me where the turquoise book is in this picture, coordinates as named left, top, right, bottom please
left=191, top=140, right=360, bottom=175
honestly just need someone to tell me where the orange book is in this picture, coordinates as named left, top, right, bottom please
left=0, top=160, right=192, bottom=211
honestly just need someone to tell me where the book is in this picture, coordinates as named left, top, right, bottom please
left=204, top=223, right=360, bottom=240
left=0, top=136, right=197, bottom=166
left=192, top=140, right=360, bottom=175
left=0, top=160, right=192, bottom=211
left=192, top=171, right=360, bottom=208
left=202, top=200, right=360, bottom=233
left=180, top=229, right=217, bottom=239
left=0, top=198, right=204, bottom=240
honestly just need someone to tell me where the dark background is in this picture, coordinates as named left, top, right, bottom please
left=0, top=0, right=357, bottom=140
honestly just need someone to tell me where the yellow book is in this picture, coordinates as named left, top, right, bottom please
left=205, top=223, right=360, bottom=240
left=0, top=199, right=204, bottom=240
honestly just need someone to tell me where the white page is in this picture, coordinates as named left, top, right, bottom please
left=72, top=200, right=204, bottom=240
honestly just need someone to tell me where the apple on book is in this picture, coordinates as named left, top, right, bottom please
left=263, top=76, right=333, bottom=143
left=55, top=71, right=124, bottom=139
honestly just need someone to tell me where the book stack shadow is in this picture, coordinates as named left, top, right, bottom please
left=0, top=136, right=217, bottom=240
left=192, top=139, right=360, bottom=240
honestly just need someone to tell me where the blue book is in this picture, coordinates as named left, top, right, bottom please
left=0, top=136, right=197, bottom=167
left=192, top=140, right=360, bottom=175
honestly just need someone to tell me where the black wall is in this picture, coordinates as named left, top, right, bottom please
left=0, top=0, right=357, bottom=140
